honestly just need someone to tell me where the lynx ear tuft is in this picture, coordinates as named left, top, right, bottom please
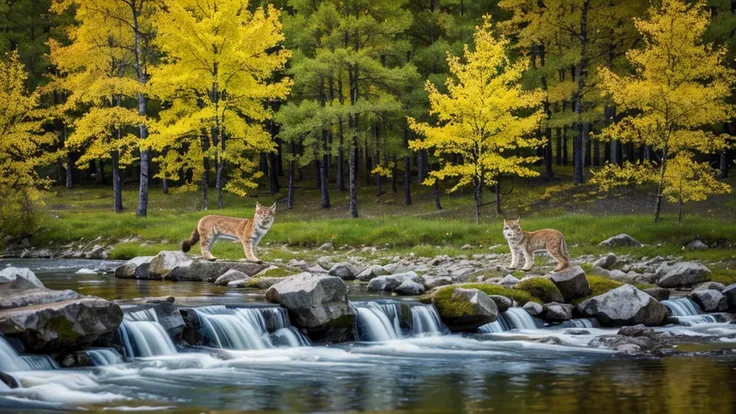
left=270, top=202, right=277, bottom=212
left=256, top=201, right=262, bottom=208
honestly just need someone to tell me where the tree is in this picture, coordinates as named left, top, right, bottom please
left=0, top=52, right=57, bottom=240
left=409, top=17, right=546, bottom=223
left=148, top=0, right=291, bottom=209
left=592, top=0, right=735, bottom=222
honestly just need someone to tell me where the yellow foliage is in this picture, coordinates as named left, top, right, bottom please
left=148, top=0, right=291, bottom=197
left=408, top=16, right=546, bottom=193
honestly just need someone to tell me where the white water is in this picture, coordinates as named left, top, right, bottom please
left=20, top=355, right=59, bottom=370
left=87, top=348, right=124, bottom=366
left=559, top=319, right=598, bottom=329
left=194, top=306, right=310, bottom=349
left=0, top=336, right=28, bottom=372
left=503, top=308, right=542, bottom=330
left=119, top=309, right=177, bottom=357
left=479, top=313, right=511, bottom=333
left=410, top=305, right=447, bottom=336
left=662, top=297, right=731, bottom=326
left=355, top=302, right=403, bottom=342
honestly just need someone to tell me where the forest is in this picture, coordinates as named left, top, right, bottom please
left=0, top=0, right=735, bottom=241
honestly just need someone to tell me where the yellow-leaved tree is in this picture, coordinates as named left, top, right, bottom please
left=0, top=52, right=57, bottom=240
left=592, top=0, right=735, bottom=223
left=148, top=0, right=291, bottom=210
left=408, top=17, right=546, bottom=223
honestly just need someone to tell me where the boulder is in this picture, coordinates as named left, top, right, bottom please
left=356, top=265, right=388, bottom=281
left=692, top=282, right=726, bottom=292
left=685, top=240, right=708, bottom=250
left=523, top=301, right=543, bottom=317
left=515, top=277, right=564, bottom=303
left=423, top=276, right=453, bottom=290
left=550, top=265, right=591, bottom=302
left=328, top=263, right=360, bottom=280
left=689, top=289, right=728, bottom=312
left=435, top=288, right=497, bottom=332
left=148, top=251, right=193, bottom=278
left=395, top=280, right=426, bottom=296
left=643, top=287, right=670, bottom=302
left=214, top=269, right=249, bottom=286
left=0, top=288, right=82, bottom=310
left=265, top=273, right=354, bottom=342
left=592, top=253, right=617, bottom=270
left=0, top=298, right=123, bottom=353
left=114, top=256, right=154, bottom=279
left=543, top=302, right=573, bottom=321
left=488, top=295, right=512, bottom=312
left=655, top=262, right=711, bottom=288
left=724, top=284, right=736, bottom=311
left=499, top=274, right=520, bottom=288
left=367, top=271, right=419, bottom=293
left=168, top=261, right=266, bottom=282
left=577, top=285, right=668, bottom=327
left=0, top=267, right=44, bottom=290
left=0, top=371, right=19, bottom=389
left=245, top=277, right=287, bottom=289
left=599, top=234, right=643, bottom=248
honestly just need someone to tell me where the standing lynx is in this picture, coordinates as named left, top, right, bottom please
left=181, top=202, right=276, bottom=262
left=502, top=218, right=570, bottom=271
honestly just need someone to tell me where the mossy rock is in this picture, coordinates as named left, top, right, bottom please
left=429, top=283, right=540, bottom=318
left=570, top=276, right=657, bottom=305
left=514, top=277, right=564, bottom=303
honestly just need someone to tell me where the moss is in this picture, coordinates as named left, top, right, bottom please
left=579, top=263, right=594, bottom=274
left=431, top=283, right=541, bottom=318
left=46, top=316, right=80, bottom=343
left=514, top=278, right=563, bottom=303
left=400, top=303, right=413, bottom=329
left=326, top=313, right=355, bottom=329
left=432, top=287, right=473, bottom=318
left=711, top=267, right=736, bottom=285
left=571, top=276, right=622, bottom=305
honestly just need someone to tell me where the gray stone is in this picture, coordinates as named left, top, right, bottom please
left=618, top=324, right=656, bottom=338
left=306, top=265, right=329, bottom=274
left=0, top=288, right=82, bottom=310
left=438, top=288, right=497, bottom=332
left=523, top=301, right=544, bottom=316
left=643, top=287, right=670, bottom=302
left=0, top=298, right=123, bottom=353
left=723, top=284, right=736, bottom=311
left=550, top=265, right=591, bottom=302
left=214, top=269, right=249, bottom=286
left=0, top=267, right=44, bottom=290
left=488, top=295, right=512, bottom=312
left=395, top=280, right=426, bottom=296
left=147, top=251, right=193, bottom=278
left=114, top=256, right=154, bottom=279
left=692, top=282, right=726, bottom=292
left=499, top=274, right=520, bottom=288
left=689, top=289, right=728, bottom=312
left=367, top=271, right=419, bottom=293
left=592, top=253, right=617, bottom=270
left=168, top=261, right=266, bottom=282
left=319, top=242, right=334, bottom=251
left=685, top=240, right=708, bottom=250
left=356, top=265, right=388, bottom=281
left=328, top=263, right=360, bottom=280
left=599, top=234, right=643, bottom=248
left=543, top=302, right=573, bottom=321
left=265, top=273, right=354, bottom=342
left=655, top=262, right=711, bottom=288
left=577, top=285, right=668, bottom=327
left=246, top=277, right=287, bottom=289
left=423, top=276, right=454, bottom=290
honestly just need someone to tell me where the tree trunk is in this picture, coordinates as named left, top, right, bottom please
left=417, top=151, right=425, bottom=184
left=495, top=182, right=502, bottom=215
left=391, top=156, right=398, bottom=193
left=349, top=147, right=358, bottom=218
left=337, top=123, right=345, bottom=191
left=201, top=131, right=210, bottom=211
left=130, top=0, right=149, bottom=218
left=216, top=136, right=226, bottom=209
left=653, top=146, right=669, bottom=223
left=95, top=159, right=104, bottom=185
left=545, top=132, right=553, bottom=180
left=315, top=160, right=321, bottom=189
left=562, top=126, right=569, bottom=166
left=65, top=156, right=73, bottom=189
left=573, top=0, right=590, bottom=184
left=404, top=128, right=412, bottom=205
left=720, top=151, right=729, bottom=178
left=287, top=159, right=294, bottom=210
left=111, top=150, right=123, bottom=213
left=574, top=125, right=584, bottom=183
left=593, top=139, right=600, bottom=166
left=320, top=153, right=330, bottom=208
left=433, top=180, right=442, bottom=210
left=473, top=178, right=482, bottom=224
left=555, top=128, right=562, bottom=165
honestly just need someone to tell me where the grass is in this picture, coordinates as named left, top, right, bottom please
left=427, top=283, right=540, bottom=317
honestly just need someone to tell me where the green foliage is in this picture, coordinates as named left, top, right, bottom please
left=514, top=277, right=563, bottom=303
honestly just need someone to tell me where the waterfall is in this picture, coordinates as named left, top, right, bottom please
left=86, top=348, right=124, bottom=366
left=118, top=308, right=177, bottom=357
left=503, top=308, right=542, bottom=329
left=559, top=319, right=598, bottom=329
left=194, top=306, right=310, bottom=349
left=479, top=313, right=510, bottom=333
left=0, top=335, right=58, bottom=371
left=354, top=302, right=403, bottom=342
left=19, top=355, right=59, bottom=370
left=410, top=304, right=447, bottom=336
left=661, top=297, right=730, bottom=326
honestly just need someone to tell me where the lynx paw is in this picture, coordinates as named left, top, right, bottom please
left=521, top=266, right=533, bottom=271
left=249, top=258, right=263, bottom=264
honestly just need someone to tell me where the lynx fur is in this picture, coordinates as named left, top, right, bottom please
left=502, top=218, right=570, bottom=271
left=181, top=202, right=276, bottom=262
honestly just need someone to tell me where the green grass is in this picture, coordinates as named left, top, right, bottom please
left=427, top=283, right=540, bottom=317
left=710, top=266, right=736, bottom=286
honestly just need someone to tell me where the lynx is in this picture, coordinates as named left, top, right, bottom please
left=502, top=218, right=570, bottom=272
left=181, top=202, right=276, bottom=262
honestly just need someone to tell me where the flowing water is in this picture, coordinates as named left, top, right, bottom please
left=662, top=297, right=732, bottom=326
left=1, top=259, right=736, bottom=413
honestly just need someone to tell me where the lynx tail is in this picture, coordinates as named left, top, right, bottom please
left=181, top=228, right=200, bottom=253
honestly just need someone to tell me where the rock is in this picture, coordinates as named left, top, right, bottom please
left=689, top=289, right=728, bottom=312
left=436, top=288, right=497, bottom=332
left=599, top=234, right=643, bottom=248
left=423, top=276, right=453, bottom=290
left=592, top=253, right=617, bottom=270
left=147, top=251, right=193, bottom=279
left=549, top=265, right=591, bottom=302
left=724, top=284, right=736, bottom=311
left=488, top=295, right=512, bottom=312
left=655, top=262, right=711, bottom=288
left=543, top=302, right=573, bottom=321
left=577, top=285, right=668, bottom=327
left=0, top=288, right=82, bottom=310
left=515, top=277, right=564, bottom=303
left=0, top=298, right=123, bottom=353
left=499, top=274, right=520, bottom=288
left=355, top=265, right=388, bottom=281
left=245, top=277, right=286, bottom=289
left=265, top=273, right=354, bottom=343
left=692, top=282, right=726, bottom=292
left=114, top=256, right=154, bottom=279
left=214, top=269, right=249, bottom=286
left=460, top=244, right=473, bottom=250
left=367, top=271, right=419, bottom=293
left=395, top=280, right=426, bottom=296
left=227, top=279, right=247, bottom=288
left=0, top=371, right=19, bottom=389
left=328, top=263, right=360, bottom=280
left=685, top=240, right=708, bottom=250
left=618, top=324, right=656, bottom=338
left=168, top=261, right=266, bottom=282
left=523, top=301, right=543, bottom=316
left=0, top=267, right=44, bottom=290
left=318, top=242, right=334, bottom=251
left=643, top=287, right=670, bottom=302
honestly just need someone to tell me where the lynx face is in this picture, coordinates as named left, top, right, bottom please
left=503, top=219, right=522, bottom=241
left=255, top=202, right=276, bottom=226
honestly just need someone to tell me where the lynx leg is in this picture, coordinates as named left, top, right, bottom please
left=200, top=235, right=217, bottom=261
left=521, top=249, right=534, bottom=271
left=242, top=240, right=261, bottom=263
left=508, top=248, right=519, bottom=269
left=550, top=248, right=570, bottom=272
